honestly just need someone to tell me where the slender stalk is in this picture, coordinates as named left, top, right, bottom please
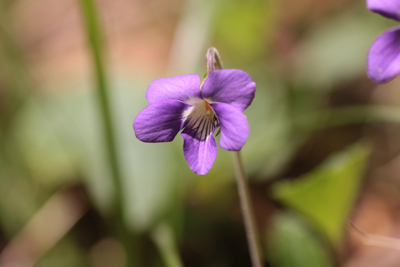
left=206, top=48, right=262, bottom=267
left=233, top=152, right=263, bottom=267
left=78, top=0, right=137, bottom=266
left=152, top=223, right=184, bottom=267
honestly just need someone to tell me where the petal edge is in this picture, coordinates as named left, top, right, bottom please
left=201, top=69, right=256, bottom=112
left=210, top=103, right=249, bottom=151
left=181, top=132, right=218, bottom=175
left=133, top=100, right=191, bottom=142
left=367, top=27, right=400, bottom=83
left=367, top=0, right=400, bottom=21
left=146, top=74, right=201, bottom=104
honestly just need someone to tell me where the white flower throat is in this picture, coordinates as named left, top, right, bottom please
left=183, top=100, right=219, bottom=141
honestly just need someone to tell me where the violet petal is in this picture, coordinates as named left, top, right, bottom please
left=146, top=74, right=201, bottom=104
left=201, top=69, right=256, bottom=112
left=181, top=132, right=218, bottom=175
left=210, top=103, right=249, bottom=151
left=368, top=27, right=400, bottom=83
left=133, top=99, right=191, bottom=142
left=367, top=0, right=400, bottom=21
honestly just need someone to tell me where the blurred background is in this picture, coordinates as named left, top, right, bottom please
left=1, top=0, right=400, bottom=266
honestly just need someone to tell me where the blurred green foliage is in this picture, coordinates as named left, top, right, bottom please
left=273, top=144, right=369, bottom=245
left=267, top=213, right=334, bottom=267
left=0, top=0, right=394, bottom=266
left=214, top=0, right=275, bottom=63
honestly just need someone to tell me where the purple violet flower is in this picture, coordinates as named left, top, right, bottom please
left=367, top=0, right=400, bottom=83
left=133, top=69, right=256, bottom=175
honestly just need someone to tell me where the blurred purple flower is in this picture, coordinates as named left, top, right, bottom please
left=367, top=0, right=400, bottom=83
left=133, top=69, right=256, bottom=175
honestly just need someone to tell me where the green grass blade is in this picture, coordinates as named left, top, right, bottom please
left=77, top=0, right=138, bottom=265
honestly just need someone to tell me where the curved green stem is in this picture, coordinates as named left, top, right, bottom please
left=206, top=47, right=263, bottom=266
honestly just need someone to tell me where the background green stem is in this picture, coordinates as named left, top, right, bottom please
left=152, top=223, right=184, bottom=267
left=78, top=0, right=137, bottom=266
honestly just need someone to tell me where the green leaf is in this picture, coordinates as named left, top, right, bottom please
left=267, top=212, right=334, bottom=267
left=273, top=144, right=369, bottom=245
